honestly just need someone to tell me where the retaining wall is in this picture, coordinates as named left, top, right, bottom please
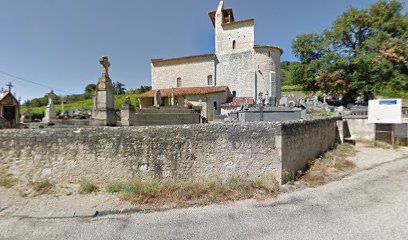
left=0, top=118, right=340, bottom=184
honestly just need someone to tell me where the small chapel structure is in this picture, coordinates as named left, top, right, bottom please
left=0, top=90, right=20, bottom=128
left=139, top=1, right=283, bottom=121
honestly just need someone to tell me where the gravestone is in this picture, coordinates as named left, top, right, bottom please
left=92, top=56, right=117, bottom=126
left=120, top=97, right=135, bottom=126
left=154, top=90, right=161, bottom=107
left=43, top=90, right=57, bottom=123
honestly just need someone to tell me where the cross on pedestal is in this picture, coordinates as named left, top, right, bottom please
left=99, top=56, right=111, bottom=78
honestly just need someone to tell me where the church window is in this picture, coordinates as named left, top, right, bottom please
left=207, top=75, right=213, bottom=85
left=232, top=91, right=236, bottom=97
left=176, top=77, right=182, bottom=87
left=232, top=40, right=236, bottom=49
left=213, top=101, right=218, bottom=110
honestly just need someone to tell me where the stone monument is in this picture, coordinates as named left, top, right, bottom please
left=92, top=56, right=117, bottom=126
left=120, top=97, right=135, bottom=126
left=153, top=90, right=161, bottom=108
left=43, top=90, right=57, bottom=123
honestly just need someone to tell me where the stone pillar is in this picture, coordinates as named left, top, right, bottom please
left=92, top=56, right=117, bottom=126
left=43, top=90, right=57, bottom=123
left=120, top=97, right=135, bottom=126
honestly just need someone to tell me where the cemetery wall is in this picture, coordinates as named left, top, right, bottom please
left=0, top=123, right=281, bottom=184
left=0, top=118, right=340, bottom=185
left=280, top=117, right=341, bottom=181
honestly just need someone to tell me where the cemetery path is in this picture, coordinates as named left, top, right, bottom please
left=1, top=145, right=408, bottom=240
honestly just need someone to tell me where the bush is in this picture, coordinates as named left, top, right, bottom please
left=0, top=172, right=16, bottom=188
left=79, top=179, right=98, bottom=194
left=30, top=180, right=53, bottom=194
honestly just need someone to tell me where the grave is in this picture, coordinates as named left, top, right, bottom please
left=91, top=56, right=117, bottom=126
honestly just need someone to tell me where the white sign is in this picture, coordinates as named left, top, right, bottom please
left=368, top=99, right=402, bottom=123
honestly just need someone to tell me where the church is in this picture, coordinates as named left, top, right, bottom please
left=139, top=1, right=283, bottom=121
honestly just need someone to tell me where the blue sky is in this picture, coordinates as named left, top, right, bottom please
left=0, top=0, right=405, bottom=101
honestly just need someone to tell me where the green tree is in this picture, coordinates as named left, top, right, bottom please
left=292, top=0, right=408, bottom=103
left=84, top=84, right=96, bottom=96
left=113, top=81, right=126, bottom=95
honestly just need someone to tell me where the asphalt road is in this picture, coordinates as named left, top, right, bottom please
left=1, top=154, right=407, bottom=240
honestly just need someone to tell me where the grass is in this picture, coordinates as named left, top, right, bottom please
left=21, top=92, right=140, bottom=119
left=106, top=177, right=279, bottom=207
left=300, top=144, right=356, bottom=187
left=0, top=170, right=16, bottom=188
left=356, top=138, right=400, bottom=149
left=30, top=180, right=53, bottom=194
left=79, top=179, right=98, bottom=194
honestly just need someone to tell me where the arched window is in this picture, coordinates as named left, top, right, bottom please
left=176, top=77, right=182, bottom=87
left=232, top=91, right=236, bottom=97
left=232, top=40, right=236, bottom=49
left=213, top=101, right=218, bottom=110
left=207, top=75, right=213, bottom=85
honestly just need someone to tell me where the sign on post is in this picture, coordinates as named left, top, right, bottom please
left=368, top=99, right=402, bottom=124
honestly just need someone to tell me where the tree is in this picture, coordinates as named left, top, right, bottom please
left=84, top=84, right=96, bottom=96
left=291, top=0, right=408, bottom=103
left=113, top=81, right=126, bottom=95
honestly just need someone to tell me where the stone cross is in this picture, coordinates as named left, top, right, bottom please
left=6, top=82, right=14, bottom=92
left=99, top=56, right=111, bottom=78
left=47, top=90, right=56, bottom=105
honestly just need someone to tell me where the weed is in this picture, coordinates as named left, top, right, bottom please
left=300, top=143, right=356, bottom=187
left=31, top=180, right=53, bottom=194
left=0, top=171, right=16, bottom=188
left=79, top=179, right=98, bottom=194
left=107, top=177, right=279, bottom=207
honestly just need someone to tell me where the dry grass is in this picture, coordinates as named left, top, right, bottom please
left=355, top=138, right=400, bottom=149
left=30, top=180, right=53, bottom=195
left=79, top=179, right=98, bottom=194
left=0, top=170, right=16, bottom=188
left=107, top=177, right=279, bottom=207
left=300, top=144, right=356, bottom=187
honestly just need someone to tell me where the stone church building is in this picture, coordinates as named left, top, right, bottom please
left=140, top=1, right=283, bottom=120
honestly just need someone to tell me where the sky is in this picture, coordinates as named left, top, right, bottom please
left=0, top=0, right=405, bottom=101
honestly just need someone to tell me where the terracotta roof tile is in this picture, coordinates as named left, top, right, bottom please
left=221, top=97, right=255, bottom=108
left=139, top=86, right=229, bottom=98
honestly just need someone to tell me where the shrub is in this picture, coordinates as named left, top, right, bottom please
left=31, top=180, right=53, bottom=194
left=79, top=179, right=98, bottom=194
left=0, top=172, right=16, bottom=188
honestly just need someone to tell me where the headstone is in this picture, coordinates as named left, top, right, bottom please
left=120, top=97, right=135, bottom=126
left=92, top=56, right=117, bottom=126
left=154, top=90, right=161, bottom=107
left=43, top=90, right=57, bottom=123
left=20, top=112, right=32, bottom=123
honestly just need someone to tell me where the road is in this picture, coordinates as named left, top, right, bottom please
left=1, top=151, right=407, bottom=240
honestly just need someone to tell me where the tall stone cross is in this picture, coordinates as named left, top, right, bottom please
left=99, top=56, right=110, bottom=78
left=47, top=90, right=56, bottom=105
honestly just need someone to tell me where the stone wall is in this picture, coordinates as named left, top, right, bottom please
left=0, top=118, right=341, bottom=185
left=151, top=56, right=216, bottom=90
left=343, top=117, right=375, bottom=141
left=216, top=51, right=255, bottom=98
left=0, top=123, right=281, bottom=184
left=254, top=47, right=282, bottom=100
left=280, top=117, right=341, bottom=180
